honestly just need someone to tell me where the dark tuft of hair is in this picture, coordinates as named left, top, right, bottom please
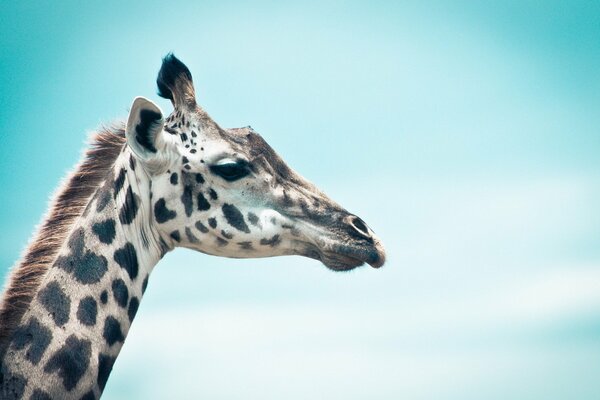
left=157, top=53, right=193, bottom=101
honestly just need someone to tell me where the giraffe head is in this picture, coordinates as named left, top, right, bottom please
left=126, top=54, right=385, bottom=271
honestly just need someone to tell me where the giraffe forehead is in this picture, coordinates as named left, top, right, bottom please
left=163, top=107, right=290, bottom=178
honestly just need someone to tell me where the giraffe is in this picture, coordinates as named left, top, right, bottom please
left=0, top=54, right=386, bottom=399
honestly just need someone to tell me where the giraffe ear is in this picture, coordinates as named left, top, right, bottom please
left=126, top=96, right=165, bottom=161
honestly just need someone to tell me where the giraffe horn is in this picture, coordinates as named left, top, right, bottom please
left=156, top=53, right=196, bottom=109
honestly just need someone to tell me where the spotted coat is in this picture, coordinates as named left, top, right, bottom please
left=0, top=54, right=385, bottom=399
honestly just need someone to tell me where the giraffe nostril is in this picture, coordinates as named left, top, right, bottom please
left=349, top=216, right=370, bottom=237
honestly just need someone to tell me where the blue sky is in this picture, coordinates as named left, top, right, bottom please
left=1, top=1, right=599, bottom=399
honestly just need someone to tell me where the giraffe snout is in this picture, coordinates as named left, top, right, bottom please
left=342, top=214, right=386, bottom=269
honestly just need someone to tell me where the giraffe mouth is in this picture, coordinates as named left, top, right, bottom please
left=300, top=241, right=385, bottom=271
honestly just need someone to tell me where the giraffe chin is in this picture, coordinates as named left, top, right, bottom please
left=322, top=256, right=365, bottom=271
left=301, top=243, right=385, bottom=271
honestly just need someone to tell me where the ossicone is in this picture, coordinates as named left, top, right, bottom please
left=157, top=53, right=196, bottom=108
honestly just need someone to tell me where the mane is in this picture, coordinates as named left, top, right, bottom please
left=0, top=123, right=126, bottom=351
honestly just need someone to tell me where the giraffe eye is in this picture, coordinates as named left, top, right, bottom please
left=210, top=160, right=251, bottom=182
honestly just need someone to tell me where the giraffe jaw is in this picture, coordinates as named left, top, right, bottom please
left=299, top=240, right=386, bottom=271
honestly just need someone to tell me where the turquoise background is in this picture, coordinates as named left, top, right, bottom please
left=1, top=1, right=599, bottom=398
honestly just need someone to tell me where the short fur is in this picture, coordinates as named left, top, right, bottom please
left=0, top=125, right=126, bottom=354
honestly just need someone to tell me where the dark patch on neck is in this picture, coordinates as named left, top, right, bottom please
left=80, top=390, right=95, bottom=400
left=119, top=186, right=139, bottom=225
left=111, top=279, right=129, bottom=308
left=100, top=291, right=108, bottom=304
left=113, top=242, right=139, bottom=280
left=129, top=155, right=136, bottom=171
left=170, top=230, right=181, bottom=242
left=222, top=204, right=250, bottom=233
left=113, top=168, right=126, bottom=199
left=208, top=188, right=218, bottom=200
left=10, top=317, right=52, bottom=365
left=221, top=230, right=233, bottom=240
left=96, top=186, right=113, bottom=213
left=102, top=316, right=124, bottom=346
left=77, top=297, right=97, bottom=326
left=97, top=353, right=116, bottom=392
left=92, top=219, right=116, bottom=244
left=0, top=370, right=26, bottom=399
left=37, top=281, right=71, bottom=327
left=208, top=218, right=217, bottom=229
left=135, top=109, right=161, bottom=153
left=55, top=228, right=108, bottom=284
left=30, top=389, right=52, bottom=400
left=154, top=198, right=177, bottom=223
left=43, top=335, right=92, bottom=391
left=128, top=297, right=140, bottom=323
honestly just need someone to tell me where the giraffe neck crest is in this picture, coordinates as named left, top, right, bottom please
left=0, top=124, right=127, bottom=352
left=1, top=132, right=166, bottom=398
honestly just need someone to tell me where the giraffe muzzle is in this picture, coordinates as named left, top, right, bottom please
left=343, top=214, right=385, bottom=268
left=299, top=215, right=386, bottom=271
left=303, top=240, right=386, bottom=271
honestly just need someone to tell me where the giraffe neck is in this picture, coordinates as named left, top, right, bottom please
left=1, top=150, right=168, bottom=399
